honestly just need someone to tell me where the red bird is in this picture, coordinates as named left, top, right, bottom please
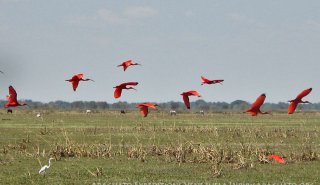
left=288, top=88, right=312, bottom=114
left=180, top=90, right=201, bottom=109
left=268, top=155, right=286, bottom=164
left=5, top=86, right=27, bottom=108
left=117, top=60, right=141, bottom=71
left=65, top=73, right=94, bottom=91
left=201, top=76, right=224, bottom=85
left=113, top=82, right=138, bottom=98
left=136, top=103, right=158, bottom=117
left=245, top=94, right=268, bottom=116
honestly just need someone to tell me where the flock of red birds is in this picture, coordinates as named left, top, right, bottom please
left=3, top=59, right=312, bottom=119
left=3, top=59, right=304, bottom=164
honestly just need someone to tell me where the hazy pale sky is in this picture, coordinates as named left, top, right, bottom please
left=0, top=0, right=319, bottom=103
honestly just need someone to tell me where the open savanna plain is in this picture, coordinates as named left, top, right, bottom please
left=0, top=110, right=319, bottom=184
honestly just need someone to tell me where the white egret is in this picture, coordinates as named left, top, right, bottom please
left=39, top=158, right=55, bottom=174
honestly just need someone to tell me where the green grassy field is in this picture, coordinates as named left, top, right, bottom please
left=0, top=110, right=319, bottom=184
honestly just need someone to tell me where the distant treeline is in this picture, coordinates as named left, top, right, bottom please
left=1, top=99, right=320, bottom=112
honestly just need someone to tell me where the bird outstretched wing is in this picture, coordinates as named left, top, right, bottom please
left=8, top=86, right=18, bottom=103
left=295, top=88, right=312, bottom=101
left=139, top=106, right=149, bottom=117
left=140, top=103, right=157, bottom=109
left=121, top=82, right=138, bottom=87
left=201, top=76, right=212, bottom=83
left=188, top=90, right=201, bottom=97
left=114, top=88, right=122, bottom=98
left=72, top=81, right=80, bottom=91
left=288, top=101, right=298, bottom=114
left=182, top=95, right=190, bottom=109
left=250, top=94, right=266, bottom=110
left=123, top=65, right=128, bottom=71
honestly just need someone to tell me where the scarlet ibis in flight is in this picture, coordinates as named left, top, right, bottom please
left=113, top=82, right=138, bottom=98
left=245, top=94, right=268, bottom=116
left=4, top=86, right=27, bottom=108
left=136, top=103, right=158, bottom=117
left=117, top=60, right=141, bottom=71
left=267, top=155, right=286, bottom=164
left=65, top=73, right=94, bottom=91
left=201, top=76, right=224, bottom=85
left=288, top=88, right=312, bottom=114
left=180, top=90, right=201, bottom=109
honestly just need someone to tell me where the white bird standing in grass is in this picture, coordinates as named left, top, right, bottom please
left=39, top=158, right=55, bottom=174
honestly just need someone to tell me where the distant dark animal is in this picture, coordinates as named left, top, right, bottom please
left=200, top=110, right=205, bottom=115
left=7, top=109, right=13, bottom=114
left=120, top=110, right=126, bottom=114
